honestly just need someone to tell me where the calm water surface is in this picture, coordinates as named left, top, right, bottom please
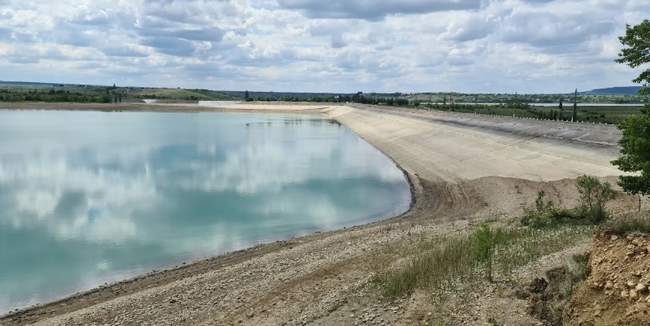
left=0, top=110, right=410, bottom=313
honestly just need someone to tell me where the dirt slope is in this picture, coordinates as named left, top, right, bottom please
left=567, top=232, right=650, bottom=325
left=325, top=106, right=620, bottom=183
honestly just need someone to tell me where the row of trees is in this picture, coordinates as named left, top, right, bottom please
left=0, top=88, right=117, bottom=103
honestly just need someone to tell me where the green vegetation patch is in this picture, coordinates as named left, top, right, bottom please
left=373, top=223, right=592, bottom=299
left=0, top=82, right=237, bottom=103
left=522, top=176, right=616, bottom=229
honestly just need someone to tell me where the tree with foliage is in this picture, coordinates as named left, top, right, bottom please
left=616, top=20, right=650, bottom=95
left=612, top=20, right=650, bottom=204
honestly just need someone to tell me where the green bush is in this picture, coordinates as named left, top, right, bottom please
left=472, top=224, right=508, bottom=281
left=521, top=191, right=575, bottom=228
left=576, top=175, right=615, bottom=223
left=522, top=177, right=616, bottom=228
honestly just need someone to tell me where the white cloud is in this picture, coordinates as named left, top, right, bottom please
left=276, top=0, right=484, bottom=20
left=0, top=0, right=645, bottom=92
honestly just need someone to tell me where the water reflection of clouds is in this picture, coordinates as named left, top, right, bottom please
left=178, top=129, right=404, bottom=195
left=0, top=111, right=410, bottom=314
left=0, top=117, right=405, bottom=244
left=0, top=154, right=155, bottom=242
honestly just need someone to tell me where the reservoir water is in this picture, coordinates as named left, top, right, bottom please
left=0, top=110, right=410, bottom=313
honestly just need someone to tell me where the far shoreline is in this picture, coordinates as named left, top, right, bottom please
left=0, top=101, right=331, bottom=115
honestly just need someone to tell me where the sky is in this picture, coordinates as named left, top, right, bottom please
left=0, top=0, right=647, bottom=93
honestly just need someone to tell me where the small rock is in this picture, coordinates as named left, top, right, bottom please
left=605, top=281, right=613, bottom=289
left=636, top=283, right=647, bottom=292
left=621, top=290, right=629, bottom=298
left=630, top=289, right=639, bottom=299
left=611, top=235, right=619, bottom=241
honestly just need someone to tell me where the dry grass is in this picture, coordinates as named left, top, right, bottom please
left=605, top=212, right=650, bottom=234
left=373, top=223, right=593, bottom=299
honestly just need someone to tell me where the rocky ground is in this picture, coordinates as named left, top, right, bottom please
left=567, top=232, right=650, bottom=325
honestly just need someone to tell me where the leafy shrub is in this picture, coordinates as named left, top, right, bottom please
left=522, top=177, right=616, bottom=228
left=521, top=191, right=575, bottom=228
left=472, top=224, right=508, bottom=281
left=576, top=175, right=615, bottom=223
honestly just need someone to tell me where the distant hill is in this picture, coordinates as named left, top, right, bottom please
left=582, top=86, right=642, bottom=96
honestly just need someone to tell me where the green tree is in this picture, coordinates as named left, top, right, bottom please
left=616, top=20, right=650, bottom=95
left=612, top=20, right=650, bottom=200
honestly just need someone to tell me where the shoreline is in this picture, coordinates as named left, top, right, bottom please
left=0, top=101, right=328, bottom=115
left=0, top=102, right=628, bottom=325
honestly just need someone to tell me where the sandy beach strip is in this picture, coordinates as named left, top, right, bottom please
left=0, top=103, right=625, bottom=325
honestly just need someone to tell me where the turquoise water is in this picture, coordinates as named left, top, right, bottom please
left=0, top=110, right=410, bottom=313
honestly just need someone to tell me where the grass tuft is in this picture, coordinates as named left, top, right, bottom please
left=604, top=213, right=650, bottom=234
left=373, top=224, right=592, bottom=299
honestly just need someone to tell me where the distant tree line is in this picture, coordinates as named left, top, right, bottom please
left=0, top=88, right=116, bottom=103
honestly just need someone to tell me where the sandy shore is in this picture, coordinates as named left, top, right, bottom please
left=0, top=103, right=630, bottom=325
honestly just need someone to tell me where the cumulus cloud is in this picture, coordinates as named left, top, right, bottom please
left=0, top=0, right=645, bottom=92
left=500, top=11, right=615, bottom=48
left=277, top=0, right=484, bottom=20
